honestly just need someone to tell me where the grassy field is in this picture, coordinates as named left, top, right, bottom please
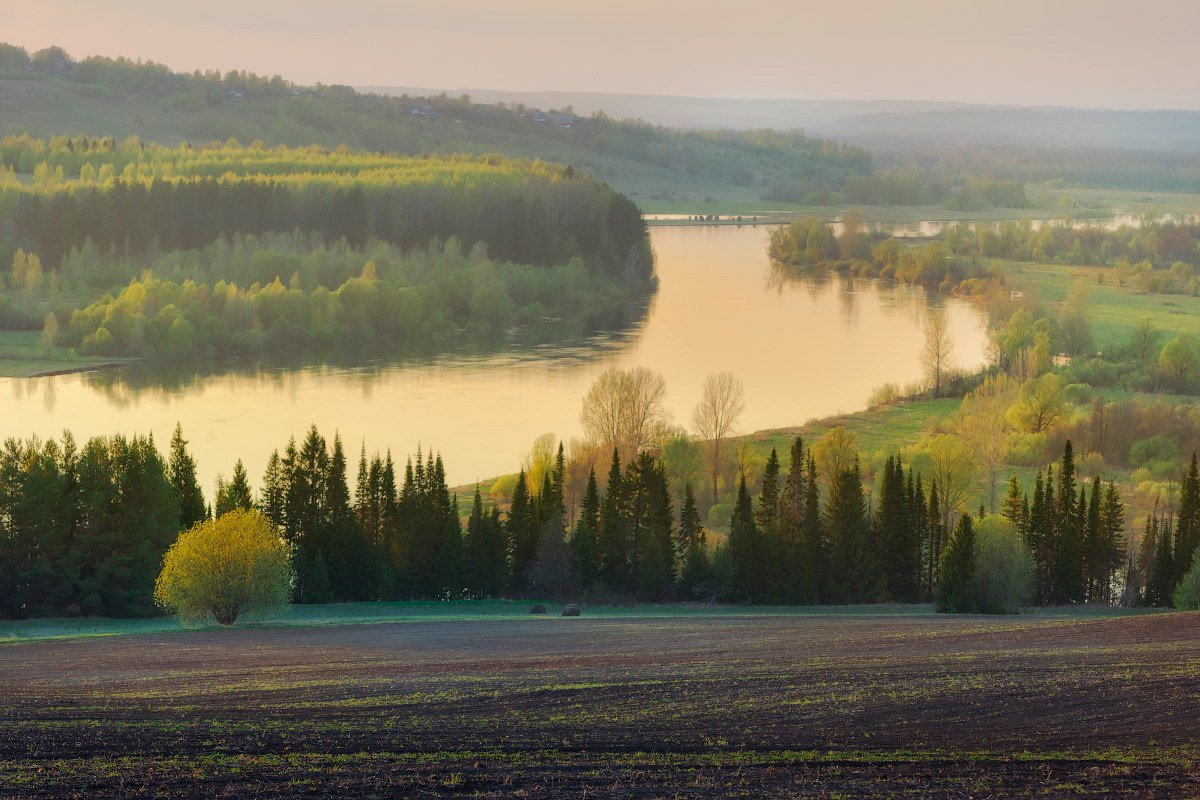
left=0, top=330, right=135, bottom=378
left=0, top=600, right=961, bottom=644
left=1, top=608, right=1195, bottom=797
left=996, top=259, right=1200, bottom=352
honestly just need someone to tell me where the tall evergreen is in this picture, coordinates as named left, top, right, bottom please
left=877, top=455, right=919, bottom=602
left=802, top=454, right=825, bottom=602
left=507, top=470, right=537, bottom=593
left=1095, top=481, right=1126, bottom=605
left=728, top=476, right=762, bottom=600
left=215, top=459, right=253, bottom=517
left=259, top=450, right=286, bottom=527
left=1001, top=473, right=1027, bottom=533
left=678, top=481, right=704, bottom=553
left=571, top=469, right=601, bottom=593
left=1146, top=513, right=1176, bottom=607
left=676, top=481, right=712, bottom=598
left=826, top=461, right=873, bottom=604
left=755, top=448, right=786, bottom=601
left=598, top=449, right=629, bottom=589
left=1051, top=443, right=1085, bottom=604
left=633, top=455, right=675, bottom=600
left=1175, top=452, right=1200, bottom=585
left=935, top=513, right=978, bottom=613
left=167, top=424, right=207, bottom=530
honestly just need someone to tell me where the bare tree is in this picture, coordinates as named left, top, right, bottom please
left=920, top=310, right=954, bottom=397
left=580, top=366, right=669, bottom=462
left=691, top=372, right=746, bottom=504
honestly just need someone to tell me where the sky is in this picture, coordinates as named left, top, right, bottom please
left=6, top=0, right=1200, bottom=110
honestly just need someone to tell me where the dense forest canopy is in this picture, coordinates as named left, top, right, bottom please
left=0, top=137, right=654, bottom=359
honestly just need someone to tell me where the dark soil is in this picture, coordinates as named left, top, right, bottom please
left=2, top=612, right=1198, bottom=797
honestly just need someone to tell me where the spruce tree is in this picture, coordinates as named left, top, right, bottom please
left=1146, top=513, right=1176, bottom=607
left=507, top=471, right=537, bottom=593
left=571, top=468, right=601, bottom=593
left=598, top=449, right=629, bottom=590
left=728, top=476, right=761, bottom=600
left=878, top=455, right=919, bottom=602
left=935, top=513, right=978, bottom=613
left=465, top=488, right=490, bottom=596
left=259, top=450, right=286, bottom=527
left=215, top=459, right=253, bottom=517
left=802, top=454, right=825, bottom=603
left=1001, top=473, right=1026, bottom=533
left=825, top=462, right=873, bottom=604
left=1097, top=481, right=1127, bottom=605
left=755, top=448, right=786, bottom=601
left=168, top=424, right=207, bottom=530
left=1175, top=452, right=1200, bottom=585
left=678, top=482, right=704, bottom=552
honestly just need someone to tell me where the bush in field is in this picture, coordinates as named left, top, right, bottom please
left=974, top=515, right=1034, bottom=613
left=1174, top=551, right=1200, bottom=610
left=155, top=509, right=294, bottom=625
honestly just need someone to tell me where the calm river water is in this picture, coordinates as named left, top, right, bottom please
left=1, top=225, right=987, bottom=489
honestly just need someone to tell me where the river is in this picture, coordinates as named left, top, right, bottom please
left=1, top=225, right=987, bottom=490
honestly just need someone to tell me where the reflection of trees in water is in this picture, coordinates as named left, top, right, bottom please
left=769, top=261, right=943, bottom=331
left=80, top=298, right=655, bottom=401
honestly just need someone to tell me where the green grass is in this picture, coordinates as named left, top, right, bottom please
left=740, top=398, right=964, bottom=469
left=0, top=330, right=136, bottom=378
left=995, top=259, right=1200, bottom=351
left=1, top=599, right=1162, bottom=645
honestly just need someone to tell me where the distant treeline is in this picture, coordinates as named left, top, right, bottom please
left=0, top=136, right=651, bottom=278
left=939, top=218, right=1200, bottom=270
left=877, top=144, right=1200, bottom=194
left=3, top=422, right=1164, bottom=620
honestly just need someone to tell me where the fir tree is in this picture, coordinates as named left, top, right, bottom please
left=728, top=476, right=761, bottom=600
left=571, top=468, right=601, bottom=593
left=1175, top=452, right=1200, bottom=585
left=598, top=449, right=629, bottom=589
left=877, top=454, right=919, bottom=602
left=1146, top=513, right=1176, bottom=607
left=1001, top=473, right=1026, bottom=533
left=935, top=513, right=978, bottom=613
left=507, top=470, right=537, bottom=593
left=168, top=424, right=207, bottom=530
left=215, top=459, right=253, bottom=517
left=826, top=461, right=873, bottom=604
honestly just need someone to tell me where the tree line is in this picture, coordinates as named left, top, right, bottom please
left=4, top=412, right=1166, bottom=620
left=0, top=137, right=651, bottom=280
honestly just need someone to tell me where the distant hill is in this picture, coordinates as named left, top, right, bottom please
left=0, top=43, right=870, bottom=209
left=367, top=87, right=1200, bottom=153
left=360, top=87, right=976, bottom=132
left=825, top=108, right=1200, bottom=152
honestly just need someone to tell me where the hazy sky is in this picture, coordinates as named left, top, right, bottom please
left=7, top=0, right=1199, bottom=109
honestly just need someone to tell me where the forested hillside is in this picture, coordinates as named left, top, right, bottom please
left=0, top=43, right=869, bottom=207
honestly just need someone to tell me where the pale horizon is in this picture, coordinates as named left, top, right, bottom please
left=6, top=0, right=1200, bottom=111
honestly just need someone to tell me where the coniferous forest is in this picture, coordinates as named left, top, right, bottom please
left=6, top=421, right=1188, bottom=620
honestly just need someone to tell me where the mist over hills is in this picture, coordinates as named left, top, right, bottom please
left=364, top=86, right=1200, bottom=152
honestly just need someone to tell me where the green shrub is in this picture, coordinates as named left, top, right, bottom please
left=974, top=515, right=1034, bottom=613
left=1173, top=551, right=1200, bottom=610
